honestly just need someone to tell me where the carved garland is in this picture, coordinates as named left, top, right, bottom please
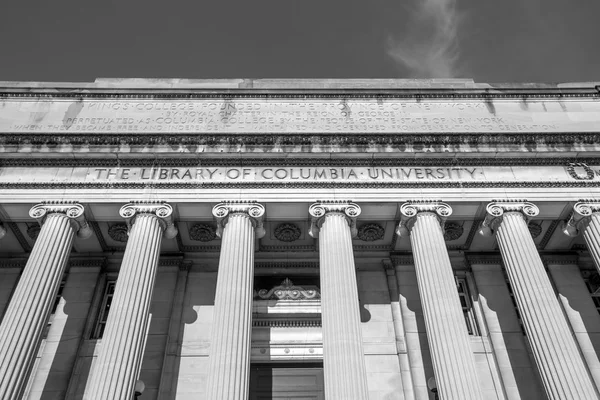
left=255, top=278, right=320, bottom=300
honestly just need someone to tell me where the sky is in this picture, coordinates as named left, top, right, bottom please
left=1, top=0, right=599, bottom=83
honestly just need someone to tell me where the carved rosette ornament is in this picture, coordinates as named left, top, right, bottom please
left=29, top=201, right=92, bottom=239
left=528, top=222, right=543, bottom=239
left=308, top=200, right=361, bottom=238
left=212, top=201, right=266, bottom=238
left=108, top=223, right=129, bottom=242
left=273, top=223, right=301, bottom=242
left=563, top=200, right=600, bottom=237
left=357, top=223, right=385, bottom=241
left=26, top=225, right=41, bottom=240
left=443, top=221, right=464, bottom=241
left=189, top=223, right=217, bottom=242
left=479, top=200, right=539, bottom=237
left=119, top=201, right=178, bottom=239
left=396, top=201, right=452, bottom=237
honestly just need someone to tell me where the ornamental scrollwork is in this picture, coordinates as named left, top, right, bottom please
left=189, top=223, right=217, bottom=242
left=479, top=200, right=540, bottom=237
left=396, top=201, right=453, bottom=237
left=443, top=222, right=464, bottom=241
left=254, top=278, right=320, bottom=301
left=274, top=223, right=301, bottom=242
left=212, top=201, right=266, bottom=239
left=108, top=223, right=128, bottom=242
left=28, top=201, right=92, bottom=239
left=119, top=201, right=178, bottom=239
left=563, top=200, right=600, bottom=237
left=357, top=223, right=385, bottom=242
left=308, top=201, right=361, bottom=238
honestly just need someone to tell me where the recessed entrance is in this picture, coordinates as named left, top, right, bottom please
left=249, top=363, right=324, bottom=400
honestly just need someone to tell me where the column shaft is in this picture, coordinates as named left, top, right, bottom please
left=85, top=214, right=164, bottom=399
left=583, top=214, right=600, bottom=271
left=496, top=213, right=598, bottom=399
left=0, top=214, right=75, bottom=400
left=319, top=213, right=369, bottom=399
left=206, top=214, right=256, bottom=399
left=410, top=213, right=482, bottom=400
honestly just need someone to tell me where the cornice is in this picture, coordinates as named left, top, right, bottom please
left=0, top=132, right=598, bottom=148
left=5, top=156, right=600, bottom=168
left=0, top=88, right=598, bottom=99
left=3, top=180, right=600, bottom=190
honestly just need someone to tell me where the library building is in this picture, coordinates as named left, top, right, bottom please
left=1, top=78, right=600, bottom=400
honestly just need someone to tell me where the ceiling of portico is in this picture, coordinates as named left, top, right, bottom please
left=0, top=200, right=587, bottom=262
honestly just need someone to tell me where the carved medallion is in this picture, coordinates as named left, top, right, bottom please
left=189, top=223, right=217, bottom=242
left=27, top=225, right=41, bottom=240
left=443, top=222, right=464, bottom=241
left=528, top=222, right=542, bottom=239
left=566, top=163, right=595, bottom=180
left=108, top=223, right=128, bottom=242
left=273, top=223, right=301, bottom=242
left=357, top=223, right=385, bottom=241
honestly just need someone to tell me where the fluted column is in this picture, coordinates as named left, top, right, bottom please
left=206, top=201, right=265, bottom=400
left=396, top=201, right=482, bottom=400
left=0, top=201, right=91, bottom=400
left=85, top=202, right=177, bottom=400
left=564, top=200, right=600, bottom=274
left=309, top=201, right=369, bottom=399
left=480, top=200, right=599, bottom=400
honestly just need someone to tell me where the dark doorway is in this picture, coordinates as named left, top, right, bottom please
left=249, top=363, right=324, bottom=400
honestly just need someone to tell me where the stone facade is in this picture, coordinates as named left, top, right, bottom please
left=0, top=78, right=600, bottom=399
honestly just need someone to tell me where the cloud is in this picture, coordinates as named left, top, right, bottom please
left=387, top=0, right=462, bottom=78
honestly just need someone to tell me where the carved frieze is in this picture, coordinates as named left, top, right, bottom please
left=273, top=223, right=301, bottom=242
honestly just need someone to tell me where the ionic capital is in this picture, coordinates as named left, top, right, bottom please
left=479, top=200, right=539, bottom=237
left=562, top=200, right=600, bottom=237
left=119, top=201, right=178, bottom=239
left=212, top=201, right=266, bottom=239
left=29, top=201, right=92, bottom=239
left=308, top=200, right=361, bottom=238
left=395, top=201, right=452, bottom=237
